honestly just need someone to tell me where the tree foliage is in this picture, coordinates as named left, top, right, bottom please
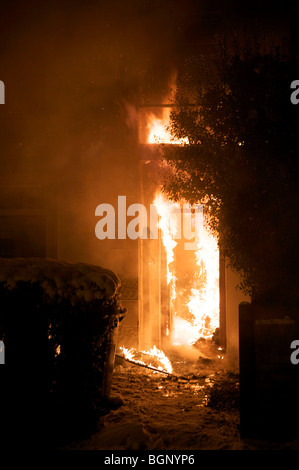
left=162, top=37, right=299, bottom=301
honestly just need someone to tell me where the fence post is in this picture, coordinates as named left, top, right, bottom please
left=239, top=301, right=256, bottom=438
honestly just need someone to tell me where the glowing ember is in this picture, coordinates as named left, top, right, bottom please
left=120, top=345, right=173, bottom=374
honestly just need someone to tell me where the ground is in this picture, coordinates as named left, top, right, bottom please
left=63, top=342, right=299, bottom=451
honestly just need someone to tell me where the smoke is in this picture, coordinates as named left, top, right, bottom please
left=166, top=343, right=202, bottom=363
left=0, top=0, right=202, bottom=273
left=0, top=0, right=291, bottom=273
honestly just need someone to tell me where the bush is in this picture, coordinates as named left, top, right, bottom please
left=0, top=259, right=126, bottom=448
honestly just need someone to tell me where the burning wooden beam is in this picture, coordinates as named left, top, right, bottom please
left=115, top=353, right=173, bottom=376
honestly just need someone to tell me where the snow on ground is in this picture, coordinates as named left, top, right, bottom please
left=63, top=342, right=299, bottom=451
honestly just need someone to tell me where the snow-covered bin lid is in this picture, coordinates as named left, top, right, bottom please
left=0, top=258, right=121, bottom=304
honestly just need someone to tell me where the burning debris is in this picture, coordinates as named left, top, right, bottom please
left=118, top=345, right=173, bottom=376
left=117, top=337, right=225, bottom=383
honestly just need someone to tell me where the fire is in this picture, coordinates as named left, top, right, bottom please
left=146, top=107, right=189, bottom=145
left=120, top=345, right=173, bottom=374
left=186, top=225, right=219, bottom=340
left=147, top=106, right=219, bottom=346
left=153, top=189, right=219, bottom=345
left=153, top=193, right=179, bottom=308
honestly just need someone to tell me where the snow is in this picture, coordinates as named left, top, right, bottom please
left=0, top=257, right=120, bottom=303
left=63, top=343, right=299, bottom=451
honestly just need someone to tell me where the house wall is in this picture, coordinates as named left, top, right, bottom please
left=0, top=186, right=57, bottom=260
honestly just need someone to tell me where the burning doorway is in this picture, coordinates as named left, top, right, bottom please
left=135, top=105, right=223, bottom=358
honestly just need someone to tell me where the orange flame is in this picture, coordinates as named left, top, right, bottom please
left=120, top=345, right=173, bottom=374
left=147, top=107, right=188, bottom=145
left=185, top=225, right=219, bottom=340
left=147, top=107, right=219, bottom=346
left=153, top=190, right=219, bottom=345
left=153, top=192, right=179, bottom=301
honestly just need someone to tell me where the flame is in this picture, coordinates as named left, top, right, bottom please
left=171, top=316, right=201, bottom=345
left=146, top=101, right=219, bottom=346
left=186, top=225, right=219, bottom=339
left=153, top=192, right=179, bottom=298
left=153, top=190, right=219, bottom=345
left=147, top=107, right=188, bottom=145
left=120, top=345, right=173, bottom=374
